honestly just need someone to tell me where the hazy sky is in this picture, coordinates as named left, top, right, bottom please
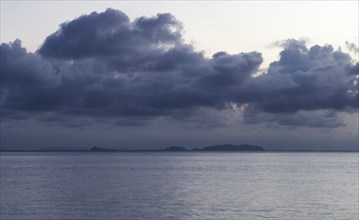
left=2, top=1, right=358, bottom=63
left=1, top=1, right=358, bottom=150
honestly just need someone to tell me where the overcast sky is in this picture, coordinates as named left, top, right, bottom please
left=1, top=1, right=358, bottom=150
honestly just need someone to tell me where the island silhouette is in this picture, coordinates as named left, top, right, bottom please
left=1, top=144, right=357, bottom=152
left=90, top=144, right=264, bottom=152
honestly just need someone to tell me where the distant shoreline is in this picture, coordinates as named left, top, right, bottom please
left=1, top=144, right=358, bottom=153
left=1, top=149, right=358, bottom=153
left=0, top=150, right=359, bottom=154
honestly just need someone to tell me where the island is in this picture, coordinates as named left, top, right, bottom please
left=88, top=144, right=264, bottom=152
left=90, top=147, right=117, bottom=152
left=200, top=144, right=264, bottom=151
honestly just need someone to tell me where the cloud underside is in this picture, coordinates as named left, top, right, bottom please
left=1, top=8, right=358, bottom=128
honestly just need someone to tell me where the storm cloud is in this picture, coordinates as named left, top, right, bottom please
left=1, top=9, right=358, bottom=128
left=237, top=39, right=358, bottom=113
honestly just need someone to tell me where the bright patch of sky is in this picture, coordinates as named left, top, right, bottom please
left=1, top=1, right=358, bottom=68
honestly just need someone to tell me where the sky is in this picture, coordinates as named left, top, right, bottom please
left=0, top=1, right=358, bottom=150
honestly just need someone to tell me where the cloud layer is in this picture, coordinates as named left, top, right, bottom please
left=1, top=9, right=358, bottom=128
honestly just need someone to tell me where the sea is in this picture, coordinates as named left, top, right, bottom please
left=0, top=152, right=358, bottom=220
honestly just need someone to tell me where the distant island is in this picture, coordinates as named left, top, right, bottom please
left=89, top=144, right=264, bottom=152
left=2, top=144, right=357, bottom=152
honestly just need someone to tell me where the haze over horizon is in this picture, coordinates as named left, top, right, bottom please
left=1, top=2, right=358, bottom=151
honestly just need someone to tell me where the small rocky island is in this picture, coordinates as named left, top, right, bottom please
left=201, top=144, right=264, bottom=151
left=89, top=144, right=264, bottom=152
left=90, top=147, right=117, bottom=152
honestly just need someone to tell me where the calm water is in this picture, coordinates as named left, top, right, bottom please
left=0, top=152, right=358, bottom=220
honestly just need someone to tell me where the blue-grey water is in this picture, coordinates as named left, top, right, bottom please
left=0, top=152, right=358, bottom=220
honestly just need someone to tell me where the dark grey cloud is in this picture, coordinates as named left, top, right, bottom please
left=1, top=9, right=358, bottom=128
left=38, top=8, right=182, bottom=59
left=237, top=40, right=358, bottom=113
left=1, top=39, right=60, bottom=87
left=242, top=105, right=345, bottom=128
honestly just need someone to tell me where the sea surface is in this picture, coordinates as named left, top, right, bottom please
left=0, top=152, right=358, bottom=220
